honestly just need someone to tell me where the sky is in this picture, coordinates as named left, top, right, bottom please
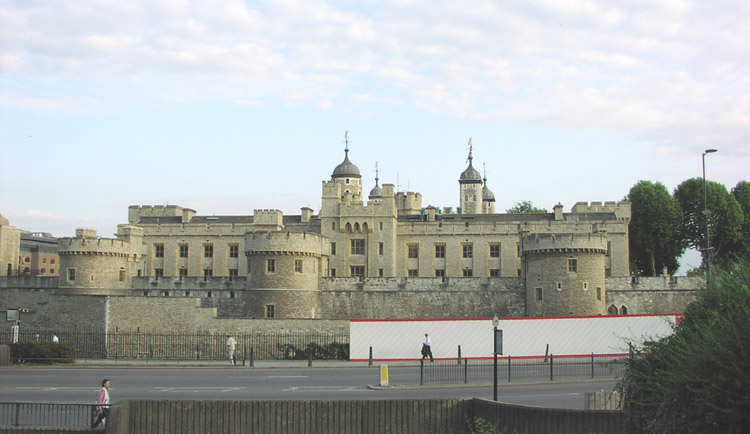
left=1, top=0, right=748, bottom=273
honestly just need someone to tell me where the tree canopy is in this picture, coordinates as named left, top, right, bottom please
left=627, top=181, right=684, bottom=276
left=617, top=257, right=750, bottom=433
left=730, top=181, right=750, bottom=257
left=506, top=200, right=547, bottom=214
left=673, top=178, right=743, bottom=268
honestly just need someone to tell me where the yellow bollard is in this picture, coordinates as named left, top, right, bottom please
left=380, top=364, right=389, bottom=387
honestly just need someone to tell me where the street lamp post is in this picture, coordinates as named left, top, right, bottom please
left=491, top=315, right=502, bottom=401
left=702, top=149, right=718, bottom=278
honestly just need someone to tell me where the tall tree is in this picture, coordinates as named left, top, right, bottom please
left=506, top=200, right=547, bottom=214
left=730, top=180, right=750, bottom=257
left=674, top=178, right=743, bottom=267
left=627, top=181, right=683, bottom=276
left=617, top=258, right=750, bottom=433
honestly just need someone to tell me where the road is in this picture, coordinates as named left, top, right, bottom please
left=0, top=365, right=616, bottom=409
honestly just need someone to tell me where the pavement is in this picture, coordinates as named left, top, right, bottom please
left=66, top=357, right=417, bottom=369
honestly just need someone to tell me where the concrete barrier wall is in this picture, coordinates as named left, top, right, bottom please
left=106, top=398, right=624, bottom=434
left=108, top=399, right=469, bottom=434
left=0, top=345, right=10, bottom=366
left=469, top=398, right=624, bottom=434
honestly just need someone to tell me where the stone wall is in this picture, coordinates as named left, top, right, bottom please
left=0, top=286, right=107, bottom=332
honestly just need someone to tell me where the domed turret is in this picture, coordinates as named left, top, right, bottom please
left=482, top=175, right=495, bottom=214
left=459, top=138, right=483, bottom=214
left=330, top=131, right=363, bottom=199
left=369, top=162, right=382, bottom=199
left=331, top=132, right=361, bottom=179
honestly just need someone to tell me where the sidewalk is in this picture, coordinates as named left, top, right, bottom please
left=71, top=358, right=415, bottom=369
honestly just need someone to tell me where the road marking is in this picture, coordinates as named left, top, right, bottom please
left=266, top=375, right=308, bottom=379
left=282, top=386, right=362, bottom=392
left=153, top=387, right=247, bottom=393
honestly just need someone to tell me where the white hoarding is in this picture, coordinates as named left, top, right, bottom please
left=350, top=314, right=679, bottom=361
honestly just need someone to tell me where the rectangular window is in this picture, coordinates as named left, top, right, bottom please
left=516, top=243, right=520, bottom=257
left=265, top=304, right=275, bottom=318
left=568, top=258, right=578, bottom=273
left=119, top=269, right=126, bottom=282
left=462, top=244, right=473, bottom=258
left=229, top=244, right=239, bottom=258
left=295, top=260, right=303, bottom=273
left=154, top=268, right=164, bottom=277
left=330, top=268, right=336, bottom=277
left=556, top=282, right=563, bottom=291
left=408, top=244, right=419, bottom=258
left=179, top=244, right=189, bottom=258
left=204, top=244, right=213, bottom=258
left=229, top=268, right=238, bottom=277
left=350, top=266, right=365, bottom=278
left=489, top=244, right=500, bottom=258
left=351, top=239, right=365, bottom=255
left=179, top=268, right=188, bottom=278
left=332, top=222, right=336, bottom=231
left=462, top=268, right=473, bottom=277
left=490, top=269, right=500, bottom=277
left=435, top=269, right=445, bottom=277
left=596, top=287, right=602, bottom=301
left=203, top=268, right=212, bottom=277
left=331, top=242, right=336, bottom=255
left=435, top=244, right=445, bottom=258
left=154, top=244, right=164, bottom=258
left=378, top=268, right=384, bottom=277
left=408, top=269, right=418, bottom=277
left=379, top=242, right=384, bottom=255
left=267, top=259, right=275, bottom=273
left=583, top=282, right=589, bottom=291
left=536, top=287, right=543, bottom=301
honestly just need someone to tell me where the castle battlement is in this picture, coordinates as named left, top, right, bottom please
left=246, top=231, right=326, bottom=257
left=128, top=204, right=197, bottom=224
left=522, top=232, right=608, bottom=254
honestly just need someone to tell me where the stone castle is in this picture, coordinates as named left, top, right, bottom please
left=2, top=136, right=701, bottom=333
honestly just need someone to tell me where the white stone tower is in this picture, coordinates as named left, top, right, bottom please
left=459, top=138, right=483, bottom=214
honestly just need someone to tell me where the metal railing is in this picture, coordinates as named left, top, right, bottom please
left=0, top=402, right=106, bottom=427
left=1, top=330, right=350, bottom=360
left=419, top=354, right=627, bottom=384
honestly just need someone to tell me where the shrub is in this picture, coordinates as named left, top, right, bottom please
left=10, top=341, right=77, bottom=364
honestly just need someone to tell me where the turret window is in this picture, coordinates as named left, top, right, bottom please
left=266, top=259, right=275, bottom=273
left=568, top=259, right=578, bottom=273
left=295, top=260, right=303, bottom=273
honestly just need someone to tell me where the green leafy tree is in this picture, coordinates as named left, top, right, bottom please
left=506, top=200, right=547, bottom=214
left=617, top=258, right=750, bottom=433
left=627, top=181, right=684, bottom=276
left=673, top=178, right=743, bottom=268
left=730, top=181, right=750, bottom=257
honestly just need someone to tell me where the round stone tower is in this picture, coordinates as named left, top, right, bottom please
left=244, top=230, right=328, bottom=318
left=58, top=226, right=145, bottom=288
left=522, top=232, right=608, bottom=316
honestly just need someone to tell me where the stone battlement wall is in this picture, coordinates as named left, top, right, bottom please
left=128, top=205, right=196, bottom=224
left=246, top=231, right=326, bottom=256
left=58, top=237, right=138, bottom=256
left=522, top=233, right=608, bottom=253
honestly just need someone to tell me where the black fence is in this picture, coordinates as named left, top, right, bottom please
left=1, top=330, right=350, bottom=360
left=0, top=402, right=106, bottom=427
left=419, top=354, right=627, bottom=384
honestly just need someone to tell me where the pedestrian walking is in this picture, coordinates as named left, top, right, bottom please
left=422, top=333, right=434, bottom=362
left=226, top=335, right=237, bottom=365
left=91, top=378, right=110, bottom=428
left=51, top=334, right=59, bottom=343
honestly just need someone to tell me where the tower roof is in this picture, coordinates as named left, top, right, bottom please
left=369, top=162, right=382, bottom=198
left=332, top=132, right=361, bottom=179
left=482, top=178, right=495, bottom=201
left=459, top=138, right=482, bottom=183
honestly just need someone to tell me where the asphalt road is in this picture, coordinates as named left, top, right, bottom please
left=0, top=365, right=616, bottom=409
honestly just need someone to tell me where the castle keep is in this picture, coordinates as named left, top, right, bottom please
left=3, top=136, right=700, bottom=333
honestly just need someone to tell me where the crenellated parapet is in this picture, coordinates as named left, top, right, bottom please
left=521, top=232, right=608, bottom=255
left=571, top=201, right=631, bottom=223
left=128, top=205, right=197, bottom=225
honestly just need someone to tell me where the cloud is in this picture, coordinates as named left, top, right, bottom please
left=1, top=0, right=749, bottom=153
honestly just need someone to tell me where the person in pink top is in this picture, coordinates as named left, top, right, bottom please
left=91, top=378, right=110, bottom=428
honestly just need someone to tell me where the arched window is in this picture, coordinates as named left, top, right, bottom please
left=354, top=222, right=360, bottom=233
left=362, top=222, right=368, bottom=233
left=345, top=222, right=352, bottom=233
left=620, top=305, right=629, bottom=315
left=607, top=304, right=618, bottom=315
